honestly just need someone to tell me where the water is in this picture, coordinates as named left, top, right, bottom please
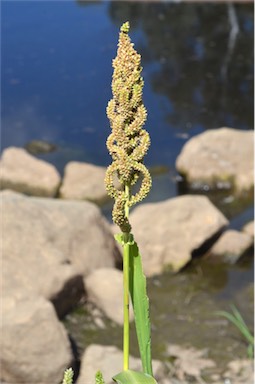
left=2, top=1, right=253, bottom=170
left=2, top=0, right=253, bottom=212
left=2, top=0, right=254, bottom=372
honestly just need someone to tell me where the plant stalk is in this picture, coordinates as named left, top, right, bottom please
left=123, top=184, right=130, bottom=371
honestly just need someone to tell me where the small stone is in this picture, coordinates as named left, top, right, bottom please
left=0, top=146, right=61, bottom=197
left=59, top=161, right=108, bottom=203
left=209, top=230, right=253, bottom=263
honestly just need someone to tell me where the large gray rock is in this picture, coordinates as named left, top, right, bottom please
left=85, top=268, right=134, bottom=325
left=0, top=147, right=61, bottom=197
left=209, top=229, right=253, bottom=263
left=59, top=161, right=108, bottom=203
left=176, top=128, right=254, bottom=193
left=76, top=344, right=166, bottom=384
left=2, top=190, right=121, bottom=317
left=242, top=221, right=254, bottom=238
left=129, top=195, right=228, bottom=275
left=1, top=296, right=73, bottom=384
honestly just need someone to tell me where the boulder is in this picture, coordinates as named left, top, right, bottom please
left=85, top=268, right=133, bottom=325
left=176, top=128, right=254, bottom=194
left=76, top=344, right=166, bottom=384
left=1, top=296, right=73, bottom=384
left=0, top=147, right=61, bottom=197
left=242, top=221, right=254, bottom=238
left=209, top=229, right=253, bottom=263
left=2, top=190, right=121, bottom=317
left=59, top=161, right=108, bottom=203
left=128, top=195, right=228, bottom=275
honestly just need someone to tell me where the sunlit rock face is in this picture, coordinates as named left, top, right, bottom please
left=176, top=128, right=254, bottom=194
left=0, top=147, right=61, bottom=197
left=129, top=194, right=228, bottom=275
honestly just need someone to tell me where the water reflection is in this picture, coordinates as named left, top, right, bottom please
left=108, top=2, right=253, bottom=131
left=2, top=1, right=253, bottom=170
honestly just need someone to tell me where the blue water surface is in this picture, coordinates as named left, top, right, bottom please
left=2, top=1, right=253, bottom=173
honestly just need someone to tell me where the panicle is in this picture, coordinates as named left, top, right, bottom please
left=105, top=22, right=152, bottom=233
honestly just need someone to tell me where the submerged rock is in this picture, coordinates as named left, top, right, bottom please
left=208, top=229, right=253, bottom=263
left=0, top=146, right=61, bottom=197
left=129, top=195, right=228, bottom=275
left=25, top=139, right=57, bottom=155
left=59, top=161, right=108, bottom=203
left=1, top=296, right=73, bottom=384
left=176, top=128, right=254, bottom=194
left=76, top=344, right=166, bottom=384
left=2, top=190, right=120, bottom=317
left=85, top=268, right=134, bottom=325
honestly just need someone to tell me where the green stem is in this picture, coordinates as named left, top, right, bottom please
left=123, top=183, right=130, bottom=371
left=123, top=240, right=130, bottom=371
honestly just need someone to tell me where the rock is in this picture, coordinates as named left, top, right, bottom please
left=25, top=140, right=57, bottom=155
left=59, top=161, right=108, bottom=203
left=85, top=268, right=134, bottom=325
left=2, top=190, right=121, bottom=317
left=167, top=344, right=215, bottom=381
left=76, top=344, right=166, bottom=384
left=176, top=128, right=254, bottom=194
left=1, top=296, right=73, bottom=384
left=223, top=359, right=254, bottom=384
left=242, top=221, right=254, bottom=238
left=0, top=147, right=61, bottom=197
left=128, top=195, right=228, bottom=275
left=209, top=230, right=253, bottom=263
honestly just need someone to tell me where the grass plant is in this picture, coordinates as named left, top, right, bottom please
left=61, top=21, right=156, bottom=384
left=104, top=21, right=156, bottom=383
left=216, top=304, right=254, bottom=358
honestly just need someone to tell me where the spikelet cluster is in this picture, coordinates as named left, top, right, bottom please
left=105, top=22, right=152, bottom=233
left=62, top=368, right=74, bottom=384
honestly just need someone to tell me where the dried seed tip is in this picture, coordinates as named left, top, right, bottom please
left=120, top=21, right=130, bottom=34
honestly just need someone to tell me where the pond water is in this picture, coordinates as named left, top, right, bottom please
left=2, top=1, right=253, bottom=169
left=2, top=0, right=254, bottom=373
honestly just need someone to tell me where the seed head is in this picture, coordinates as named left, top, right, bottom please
left=105, top=22, right=152, bottom=233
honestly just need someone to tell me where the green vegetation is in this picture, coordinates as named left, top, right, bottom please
left=61, top=21, right=154, bottom=384
left=216, top=304, right=254, bottom=358
left=62, top=368, right=74, bottom=384
left=105, top=21, right=156, bottom=383
left=95, top=371, right=106, bottom=384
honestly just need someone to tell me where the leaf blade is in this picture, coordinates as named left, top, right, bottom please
left=129, top=240, right=153, bottom=376
left=113, top=369, right=158, bottom=384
